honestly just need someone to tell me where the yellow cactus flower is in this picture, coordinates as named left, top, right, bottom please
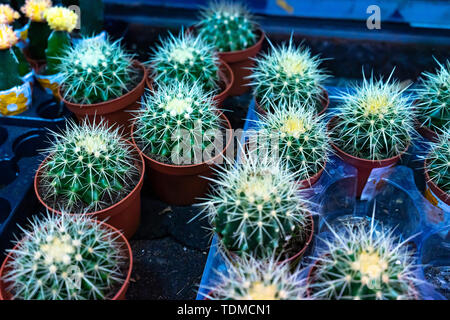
left=21, top=0, right=52, bottom=22
left=0, top=24, right=19, bottom=50
left=44, top=6, right=78, bottom=32
left=0, top=4, right=20, bottom=25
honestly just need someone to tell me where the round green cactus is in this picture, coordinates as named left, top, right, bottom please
left=38, top=120, right=139, bottom=212
left=197, top=1, right=258, bottom=52
left=133, top=81, right=225, bottom=165
left=416, top=59, right=450, bottom=133
left=2, top=213, right=128, bottom=300
left=149, top=30, right=220, bottom=92
left=330, top=71, right=415, bottom=160
left=248, top=37, right=329, bottom=113
left=58, top=35, right=135, bottom=104
left=426, top=128, right=450, bottom=193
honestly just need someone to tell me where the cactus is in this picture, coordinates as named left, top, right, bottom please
left=38, top=120, right=139, bottom=212
left=205, top=253, right=306, bottom=300
left=254, top=100, right=331, bottom=182
left=248, top=37, right=329, bottom=113
left=201, top=152, right=312, bottom=258
left=133, top=81, right=225, bottom=165
left=21, top=0, right=52, bottom=60
left=196, top=1, right=257, bottom=53
left=425, top=128, right=450, bottom=193
left=2, top=213, right=127, bottom=300
left=0, top=4, right=20, bottom=24
left=330, top=71, right=415, bottom=160
left=416, top=59, right=450, bottom=133
left=58, top=35, right=135, bottom=104
left=149, top=30, right=220, bottom=92
left=309, top=218, right=420, bottom=300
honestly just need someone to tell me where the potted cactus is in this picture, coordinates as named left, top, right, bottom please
left=0, top=24, right=32, bottom=116
left=201, top=153, right=314, bottom=263
left=57, top=34, right=147, bottom=133
left=195, top=1, right=264, bottom=96
left=131, top=81, right=232, bottom=205
left=415, top=59, right=449, bottom=142
left=253, top=101, right=331, bottom=188
left=307, top=219, right=421, bottom=300
left=248, top=37, right=330, bottom=116
left=328, top=72, right=416, bottom=197
left=34, top=120, right=145, bottom=239
left=0, top=213, right=132, bottom=300
left=148, top=30, right=233, bottom=106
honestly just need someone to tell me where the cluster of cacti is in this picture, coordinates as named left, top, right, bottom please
left=310, top=219, right=420, bottom=300
left=38, top=120, right=139, bottom=212
left=202, top=152, right=311, bottom=258
left=133, top=81, right=224, bottom=164
left=196, top=1, right=257, bottom=53
left=0, top=4, right=20, bottom=25
left=21, top=0, right=52, bottom=60
left=58, top=35, right=135, bottom=104
left=248, top=38, right=329, bottom=113
left=254, top=100, right=331, bottom=182
left=416, top=59, right=450, bottom=133
left=2, top=213, right=127, bottom=300
left=425, top=128, right=450, bottom=193
left=149, top=30, right=220, bottom=92
left=330, top=72, right=415, bottom=160
left=206, top=253, right=306, bottom=300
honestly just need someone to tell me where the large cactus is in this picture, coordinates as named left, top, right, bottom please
left=425, top=128, right=450, bottom=193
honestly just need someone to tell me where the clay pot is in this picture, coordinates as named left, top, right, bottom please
left=297, top=167, right=325, bottom=190
left=59, top=60, right=147, bottom=136
left=34, top=140, right=145, bottom=239
left=131, top=112, right=232, bottom=206
left=424, top=158, right=450, bottom=206
left=0, top=220, right=133, bottom=300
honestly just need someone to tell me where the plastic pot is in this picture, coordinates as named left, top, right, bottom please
left=59, top=60, right=147, bottom=136
left=424, top=158, right=450, bottom=207
left=22, top=47, right=46, bottom=72
left=0, top=220, right=133, bottom=300
left=34, top=140, right=145, bottom=239
left=131, top=112, right=232, bottom=206
left=297, top=167, right=325, bottom=190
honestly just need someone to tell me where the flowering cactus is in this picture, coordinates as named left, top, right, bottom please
left=21, top=0, right=52, bottom=60
left=0, top=4, right=20, bottom=25
left=425, top=128, right=450, bottom=193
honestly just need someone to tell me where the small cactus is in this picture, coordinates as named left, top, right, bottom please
left=2, top=213, right=128, bottom=300
left=149, top=30, right=220, bottom=92
left=58, top=35, right=136, bottom=104
left=21, top=0, right=52, bottom=60
left=416, top=59, right=450, bottom=133
left=38, top=120, right=139, bottom=212
left=309, top=218, right=420, bottom=300
left=196, top=1, right=258, bottom=52
left=330, top=71, right=415, bottom=160
left=425, top=128, right=450, bottom=193
left=248, top=37, right=329, bottom=113
left=133, top=81, right=225, bottom=165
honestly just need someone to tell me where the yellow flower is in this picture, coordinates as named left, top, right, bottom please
left=44, top=6, right=78, bottom=32
left=21, top=0, right=52, bottom=22
left=0, top=91, right=29, bottom=116
left=37, top=77, right=60, bottom=100
left=0, top=4, right=20, bottom=25
left=0, top=24, right=19, bottom=50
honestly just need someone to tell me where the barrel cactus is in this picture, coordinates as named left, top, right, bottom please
left=149, top=30, right=220, bottom=92
left=248, top=37, right=329, bottom=113
left=58, top=35, right=135, bottom=104
left=196, top=1, right=258, bottom=52
left=2, top=213, right=128, bottom=300
left=0, top=4, right=20, bottom=24
left=309, top=219, right=420, bottom=300
left=133, top=81, right=225, bottom=165
left=425, top=128, right=450, bottom=193
left=330, top=72, right=415, bottom=160
left=21, top=0, right=52, bottom=60
left=38, top=120, right=139, bottom=212
left=202, top=153, right=312, bottom=258
left=416, top=59, right=450, bottom=133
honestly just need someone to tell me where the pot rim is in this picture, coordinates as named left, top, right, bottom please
left=424, top=158, right=450, bottom=205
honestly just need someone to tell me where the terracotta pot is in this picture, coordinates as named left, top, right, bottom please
left=424, top=158, right=450, bottom=206
left=34, top=140, right=145, bottom=239
left=414, top=120, right=439, bottom=143
left=297, top=167, right=325, bottom=190
left=59, top=60, right=147, bottom=136
left=22, top=47, right=46, bottom=72
left=131, top=112, right=232, bottom=206
left=327, top=116, right=408, bottom=197
left=0, top=220, right=133, bottom=300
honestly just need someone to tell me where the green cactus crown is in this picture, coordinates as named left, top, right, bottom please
left=149, top=30, right=221, bottom=92
left=330, top=71, right=415, bottom=160
left=197, top=1, right=258, bottom=52
left=248, top=37, right=329, bottom=113
left=2, top=213, right=127, bottom=300
left=133, top=81, right=226, bottom=165
left=58, top=35, right=136, bottom=105
left=426, top=128, right=450, bottom=194
left=416, top=59, right=450, bottom=133
left=38, top=120, right=139, bottom=213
